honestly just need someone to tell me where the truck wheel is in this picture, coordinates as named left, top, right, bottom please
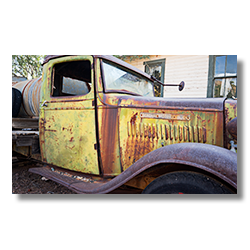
left=142, top=171, right=234, bottom=194
left=12, top=88, right=22, bottom=117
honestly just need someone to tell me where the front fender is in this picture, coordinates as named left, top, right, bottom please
left=95, top=142, right=237, bottom=192
left=125, top=143, right=237, bottom=189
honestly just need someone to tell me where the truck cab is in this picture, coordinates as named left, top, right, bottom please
left=12, top=55, right=237, bottom=194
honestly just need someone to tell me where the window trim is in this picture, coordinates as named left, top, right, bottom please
left=207, top=55, right=237, bottom=98
left=144, top=58, right=166, bottom=97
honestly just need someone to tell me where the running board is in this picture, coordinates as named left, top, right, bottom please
left=29, top=165, right=142, bottom=194
left=29, top=165, right=110, bottom=194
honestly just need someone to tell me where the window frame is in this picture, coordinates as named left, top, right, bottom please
left=144, top=58, right=166, bottom=97
left=50, top=58, right=93, bottom=100
left=100, top=59, right=155, bottom=97
left=207, top=55, right=237, bottom=98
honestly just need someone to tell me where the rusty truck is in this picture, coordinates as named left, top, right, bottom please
left=12, top=55, right=237, bottom=194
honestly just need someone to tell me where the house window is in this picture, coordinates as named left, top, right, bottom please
left=207, top=55, right=237, bottom=99
left=144, top=59, right=165, bottom=97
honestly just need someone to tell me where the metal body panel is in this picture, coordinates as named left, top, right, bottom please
left=117, top=95, right=225, bottom=111
left=224, top=99, right=237, bottom=148
left=95, top=94, right=224, bottom=175
left=118, top=102, right=224, bottom=172
left=39, top=56, right=99, bottom=175
left=43, top=109, right=98, bottom=174
left=94, top=59, right=122, bottom=176
left=227, top=117, right=237, bottom=140
left=97, top=107, right=122, bottom=176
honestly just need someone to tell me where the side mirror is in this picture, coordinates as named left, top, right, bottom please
left=178, top=81, right=185, bottom=91
left=151, top=76, right=185, bottom=92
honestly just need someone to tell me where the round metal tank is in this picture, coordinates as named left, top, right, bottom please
left=12, top=77, right=42, bottom=117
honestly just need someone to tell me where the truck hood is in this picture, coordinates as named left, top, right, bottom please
left=104, top=95, right=226, bottom=112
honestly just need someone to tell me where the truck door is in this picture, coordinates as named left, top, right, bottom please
left=39, top=56, right=100, bottom=175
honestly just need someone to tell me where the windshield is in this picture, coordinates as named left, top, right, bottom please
left=102, top=61, right=154, bottom=97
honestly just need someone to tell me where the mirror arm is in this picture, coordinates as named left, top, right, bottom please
left=151, top=76, right=185, bottom=91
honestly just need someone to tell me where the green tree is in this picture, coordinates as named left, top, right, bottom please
left=12, top=55, right=149, bottom=80
left=12, top=55, right=45, bottom=79
left=113, top=55, right=150, bottom=62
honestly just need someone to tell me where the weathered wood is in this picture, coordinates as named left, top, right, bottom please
left=12, top=118, right=39, bottom=129
left=12, top=131, right=40, bottom=155
left=12, top=131, right=39, bottom=141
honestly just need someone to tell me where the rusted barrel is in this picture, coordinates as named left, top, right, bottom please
left=12, top=77, right=42, bottom=117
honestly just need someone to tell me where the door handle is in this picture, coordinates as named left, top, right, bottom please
left=41, top=100, right=48, bottom=107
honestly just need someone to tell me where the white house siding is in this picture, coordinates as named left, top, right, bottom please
left=164, top=55, right=209, bottom=98
left=125, top=55, right=209, bottom=98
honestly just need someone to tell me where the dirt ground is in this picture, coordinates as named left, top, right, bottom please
left=12, top=155, right=77, bottom=194
left=12, top=154, right=142, bottom=194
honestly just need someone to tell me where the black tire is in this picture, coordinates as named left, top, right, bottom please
left=142, top=171, right=234, bottom=194
left=12, top=88, right=22, bottom=117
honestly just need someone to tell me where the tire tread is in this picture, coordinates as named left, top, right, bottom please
left=142, top=171, right=234, bottom=194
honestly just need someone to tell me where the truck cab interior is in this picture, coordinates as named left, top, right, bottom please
left=51, top=60, right=91, bottom=97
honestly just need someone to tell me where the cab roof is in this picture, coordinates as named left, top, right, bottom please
left=43, top=55, right=153, bottom=81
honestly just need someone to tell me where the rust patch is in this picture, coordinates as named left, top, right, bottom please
left=99, top=108, right=121, bottom=176
left=130, top=112, right=138, bottom=125
left=179, top=126, right=183, bottom=141
left=227, top=117, right=237, bottom=140
left=203, top=127, right=207, bottom=143
left=224, top=99, right=237, bottom=148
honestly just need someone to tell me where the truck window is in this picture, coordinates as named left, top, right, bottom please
left=102, top=61, right=154, bottom=97
left=51, top=60, right=91, bottom=97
